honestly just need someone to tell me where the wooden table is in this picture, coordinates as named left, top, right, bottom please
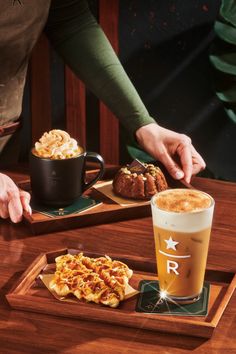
left=0, top=171, right=235, bottom=354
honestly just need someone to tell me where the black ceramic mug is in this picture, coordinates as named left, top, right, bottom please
left=29, top=150, right=105, bottom=206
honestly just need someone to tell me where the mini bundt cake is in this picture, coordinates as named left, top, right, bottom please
left=113, top=163, right=168, bottom=200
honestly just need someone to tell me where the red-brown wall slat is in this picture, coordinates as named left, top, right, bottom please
left=65, top=66, right=86, bottom=149
left=30, top=34, right=52, bottom=144
left=99, top=0, right=119, bottom=164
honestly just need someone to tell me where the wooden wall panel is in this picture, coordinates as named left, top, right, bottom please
left=30, top=34, right=52, bottom=143
left=99, top=0, right=120, bottom=164
left=30, top=2, right=120, bottom=163
left=65, top=67, right=86, bottom=149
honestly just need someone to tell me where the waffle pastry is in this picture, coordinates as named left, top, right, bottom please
left=49, top=253, right=133, bottom=308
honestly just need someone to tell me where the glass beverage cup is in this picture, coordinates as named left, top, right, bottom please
left=151, top=189, right=215, bottom=304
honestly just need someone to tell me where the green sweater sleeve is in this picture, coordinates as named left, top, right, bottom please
left=45, top=0, right=156, bottom=136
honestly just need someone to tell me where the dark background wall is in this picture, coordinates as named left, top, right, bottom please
left=21, top=0, right=236, bottom=181
left=118, top=0, right=236, bottom=181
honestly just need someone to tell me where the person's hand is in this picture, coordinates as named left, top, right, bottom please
left=135, top=123, right=206, bottom=183
left=0, top=173, right=32, bottom=223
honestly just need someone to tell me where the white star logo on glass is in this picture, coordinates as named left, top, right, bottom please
left=164, top=236, right=179, bottom=251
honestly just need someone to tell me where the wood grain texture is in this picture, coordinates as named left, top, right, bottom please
left=65, top=66, right=86, bottom=148
left=30, top=34, right=52, bottom=143
left=0, top=172, right=236, bottom=353
left=22, top=167, right=192, bottom=235
left=22, top=167, right=151, bottom=235
left=6, top=249, right=236, bottom=339
left=99, top=0, right=120, bottom=164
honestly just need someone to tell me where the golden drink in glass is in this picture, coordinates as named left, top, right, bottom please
left=151, top=189, right=215, bottom=303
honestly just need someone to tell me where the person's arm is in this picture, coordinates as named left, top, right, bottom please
left=45, top=0, right=205, bottom=183
left=45, top=0, right=155, bottom=136
left=0, top=173, right=31, bottom=223
left=135, top=124, right=206, bottom=183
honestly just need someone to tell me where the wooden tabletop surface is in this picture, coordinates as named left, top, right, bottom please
left=0, top=171, right=235, bottom=354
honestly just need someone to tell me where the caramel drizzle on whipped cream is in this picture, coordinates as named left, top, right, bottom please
left=33, top=129, right=82, bottom=159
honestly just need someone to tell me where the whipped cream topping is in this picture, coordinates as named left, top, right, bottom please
left=34, top=129, right=82, bottom=159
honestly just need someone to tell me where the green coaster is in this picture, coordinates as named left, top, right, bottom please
left=31, top=196, right=101, bottom=217
left=136, top=280, right=210, bottom=316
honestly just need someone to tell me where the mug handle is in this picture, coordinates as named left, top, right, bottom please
left=83, top=152, right=105, bottom=191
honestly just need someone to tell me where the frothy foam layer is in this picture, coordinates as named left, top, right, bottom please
left=155, top=189, right=212, bottom=212
left=151, top=189, right=214, bottom=233
left=33, top=129, right=82, bottom=159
